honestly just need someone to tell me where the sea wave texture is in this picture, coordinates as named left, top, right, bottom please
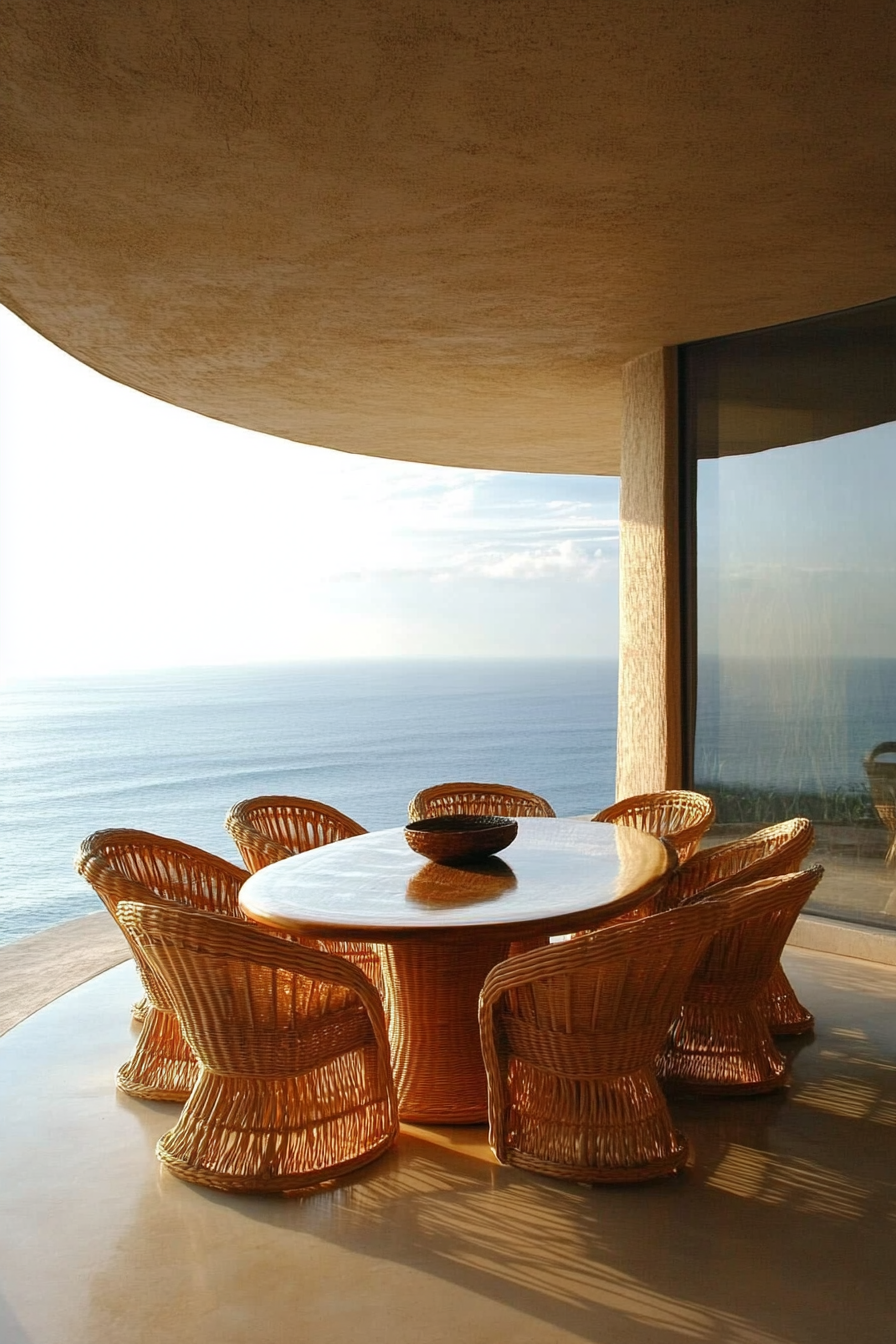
left=0, top=660, right=618, bottom=945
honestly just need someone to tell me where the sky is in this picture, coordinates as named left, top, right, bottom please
left=0, top=306, right=620, bottom=680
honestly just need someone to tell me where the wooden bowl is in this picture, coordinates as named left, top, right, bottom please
left=404, top=815, right=518, bottom=864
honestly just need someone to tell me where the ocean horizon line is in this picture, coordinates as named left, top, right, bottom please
left=0, top=653, right=619, bottom=691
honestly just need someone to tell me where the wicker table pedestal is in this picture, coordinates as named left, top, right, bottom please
left=382, top=935, right=511, bottom=1122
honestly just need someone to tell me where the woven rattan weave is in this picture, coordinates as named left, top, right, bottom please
left=226, top=795, right=367, bottom=867
left=479, top=900, right=725, bottom=1182
left=75, top=829, right=250, bottom=1102
left=118, top=901, right=398, bottom=1194
left=592, top=790, right=716, bottom=863
left=408, top=782, right=556, bottom=822
left=657, top=866, right=824, bottom=1096
left=225, top=795, right=381, bottom=989
left=663, top=817, right=816, bottom=1036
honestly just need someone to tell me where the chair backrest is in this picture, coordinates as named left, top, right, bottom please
left=225, top=795, right=367, bottom=872
left=76, top=828, right=247, bottom=914
left=662, top=816, right=814, bottom=909
left=408, top=782, right=556, bottom=822
left=591, top=790, right=715, bottom=862
left=691, top=866, right=824, bottom=1000
left=479, top=899, right=725, bottom=1158
left=75, top=829, right=249, bottom=1010
left=117, top=901, right=393, bottom=1084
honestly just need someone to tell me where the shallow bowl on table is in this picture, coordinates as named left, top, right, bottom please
left=404, top=815, right=518, bottom=864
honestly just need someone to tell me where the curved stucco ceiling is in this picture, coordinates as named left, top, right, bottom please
left=2, top=1, right=896, bottom=474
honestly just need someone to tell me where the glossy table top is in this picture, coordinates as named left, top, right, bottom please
left=239, top=818, right=671, bottom=941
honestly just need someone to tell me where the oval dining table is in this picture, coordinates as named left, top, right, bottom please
left=239, top=817, right=672, bottom=1124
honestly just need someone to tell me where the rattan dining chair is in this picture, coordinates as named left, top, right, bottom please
left=657, top=865, right=824, bottom=1096
left=224, top=795, right=381, bottom=989
left=592, top=790, right=715, bottom=863
left=75, top=828, right=250, bottom=1102
left=661, top=817, right=816, bottom=1036
left=118, top=900, right=399, bottom=1194
left=864, top=742, right=896, bottom=866
left=479, top=899, right=725, bottom=1183
left=408, top=782, right=556, bottom=822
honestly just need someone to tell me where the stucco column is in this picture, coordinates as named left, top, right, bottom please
left=615, top=347, right=683, bottom=798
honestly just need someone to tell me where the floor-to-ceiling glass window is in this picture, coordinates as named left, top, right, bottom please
left=683, top=298, right=896, bottom=928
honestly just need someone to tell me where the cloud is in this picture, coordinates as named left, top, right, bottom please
left=309, top=468, right=619, bottom=584
left=436, top=538, right=609, bottom=583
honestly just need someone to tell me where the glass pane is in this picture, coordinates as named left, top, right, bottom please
left=686, top=301, right=896, bottom=928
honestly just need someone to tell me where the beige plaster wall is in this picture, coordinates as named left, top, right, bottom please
left=3, top=2, right=896, bottom=473
left=616, top=349, right=682, bottom=797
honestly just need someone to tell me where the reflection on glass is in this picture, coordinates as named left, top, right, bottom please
left=864, top=742, right=896, bottom=866
left=684, top=299, right=896, bottom=929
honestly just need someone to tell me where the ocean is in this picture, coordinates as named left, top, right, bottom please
left=0, top=659, right=618, bottom=946
left=6, top=654, right=890, bottom=947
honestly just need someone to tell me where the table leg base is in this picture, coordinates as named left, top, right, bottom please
left=383, top=937, right=509, bottom=1124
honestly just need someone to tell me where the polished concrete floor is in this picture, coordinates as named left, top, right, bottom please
left=1, top=950, right=895, bottom=1344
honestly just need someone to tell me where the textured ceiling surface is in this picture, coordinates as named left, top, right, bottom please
left=3, top=1, right=896, bottom=473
